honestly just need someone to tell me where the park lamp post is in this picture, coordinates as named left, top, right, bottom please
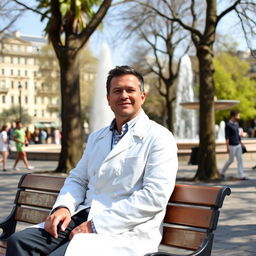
left=18, top=82, right=22, bottom=121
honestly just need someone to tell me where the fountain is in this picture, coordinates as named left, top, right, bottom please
left=89, top=43, right=114, bottom=133
left=174, top=54, right=198, bottom=140
left=175, top=54, right=242, bottom=163
left=217, top=120, right=226, bottom=142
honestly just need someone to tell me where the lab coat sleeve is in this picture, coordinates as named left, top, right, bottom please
left=51, top=136, right=93, bottom=215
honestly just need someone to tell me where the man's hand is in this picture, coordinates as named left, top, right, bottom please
left=69, top=221, right=92, bottom=240
left=44, top=207, right=71, bottom=238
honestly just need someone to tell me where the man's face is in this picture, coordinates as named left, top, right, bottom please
left=107, top=74, right=146, bottom=122
left=17, top=122, right=23, bottom=129
left=234, top=113, right=240, bottom=121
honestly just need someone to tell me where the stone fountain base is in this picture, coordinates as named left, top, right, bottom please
left=177, top=139, right=256, bottom=163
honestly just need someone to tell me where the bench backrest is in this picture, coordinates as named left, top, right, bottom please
left=14, top=173, right=65, bottom=225
left=161, top=184, right=231, bottom=254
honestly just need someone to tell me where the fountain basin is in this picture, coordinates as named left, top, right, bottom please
left=180, top=100, right=240, bottom=111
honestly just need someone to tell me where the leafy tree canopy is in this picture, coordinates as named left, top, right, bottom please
left=0, top=106, right=32, bottom=126
left=214, top=52, right=256, bottom=123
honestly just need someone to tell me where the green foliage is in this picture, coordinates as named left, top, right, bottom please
left=214, top=52, right=256, bottom=123
left=36, top=0, right=102, bottom=32
left=0, top=106, right=32, bottom=126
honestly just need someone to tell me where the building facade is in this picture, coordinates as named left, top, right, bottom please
left=0, top=31, right=96, bottom=129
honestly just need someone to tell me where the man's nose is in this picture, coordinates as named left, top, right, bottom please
left=120, top=90, right=128, bottom=99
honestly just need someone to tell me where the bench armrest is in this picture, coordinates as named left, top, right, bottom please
left=0, top=207, right=17, bottom=240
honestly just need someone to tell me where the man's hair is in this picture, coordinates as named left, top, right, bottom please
left=230, top=110, right=239, bottom=117
left=106, top=65, right=144, bottom=94
left=16, top=120, right=22, bottom=126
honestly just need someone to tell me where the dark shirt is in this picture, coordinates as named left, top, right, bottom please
left=225, top=120, right=241, bottom=145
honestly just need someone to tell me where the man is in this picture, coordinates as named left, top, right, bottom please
left=220, top=110, right=246, bottom=180
left=12, top=121, right=34, bottom=171
left=6, top=66, right=178, bottom=256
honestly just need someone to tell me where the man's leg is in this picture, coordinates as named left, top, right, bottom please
left=221, top=146, right=235, bottom=175
left=6, top=209, right=88, bottom=256
left=236, top=145, right=244, bottom=178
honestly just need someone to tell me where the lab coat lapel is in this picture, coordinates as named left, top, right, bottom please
left=94, top=128, right=113, bottom=161
left=104, top=111, right=149, bottom=162
left=104, top=131, right=135, bottom=162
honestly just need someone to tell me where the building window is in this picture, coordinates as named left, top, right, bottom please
left=34, top=110, right=37, bottom=117
left=34, top=97, right=37, bottom=104
left=25, top=70, right=28, bottom=76
left=10, top=57, right=13, bottom=64
left=1, top=69, right=4, bottom=75
left=11, top=69, right=13, bottom=76
left=42, top=110, right=45, bottom=117
left=2, top=95, right=5, bottom=103
left=25, top=81, right=28, bottom=89
left=11, top=95, right=14, bottom=104
left=25, top=96, right=28, bottom=104
left=18, top=70, right=21, bottom=76
left=11, top=81, right=14, bottom=89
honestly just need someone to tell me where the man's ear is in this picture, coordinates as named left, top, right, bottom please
left=106, top=94, right=110, bottom=106
left=141, top=92, right=147, bottom=104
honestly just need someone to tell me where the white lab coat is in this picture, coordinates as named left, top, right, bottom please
left=52, top=111, right=178, bottom=256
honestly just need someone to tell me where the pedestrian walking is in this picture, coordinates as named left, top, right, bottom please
left=220, top=110, right=247, bottom=180
left=0, top=124, right=9, bottom=171
left=12, top=121, right=34, bottom=171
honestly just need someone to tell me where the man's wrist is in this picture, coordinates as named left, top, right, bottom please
left=51, top=206, right=70, bottom=214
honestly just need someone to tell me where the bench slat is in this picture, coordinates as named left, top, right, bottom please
left=165, top=205, right=214, bottom=229
left=15, top=206, right=49, bottom=224
left=170, top=184, right=222, bottom=207
left=19, top=174, right=65, bottom=193
left=161, top=226, right=206, bottom=250
left=17, top=191, right=58, bottom=209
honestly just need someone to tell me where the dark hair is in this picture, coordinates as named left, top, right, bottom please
left=1, top=124, right=8, bottom=132
left=106, top=65, right=144, bottom=94
left=16, top=120, right=22, bottom=126
left=230, top=110, right=239, bottom=117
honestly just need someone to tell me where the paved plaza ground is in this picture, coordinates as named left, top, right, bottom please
left=0, top=150, right=255, bottom=255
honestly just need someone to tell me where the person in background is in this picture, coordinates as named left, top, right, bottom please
left=7, top=121, right=16, bottom=157
left=12, top=121, right=34, bottom=171
left=220, top=110, right=247, bottom=180
left=6, top=66, right=178, bottom=256
left=0, top=124, right=9, bottom=171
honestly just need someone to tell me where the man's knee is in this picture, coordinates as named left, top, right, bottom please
left=8, top=231, right=24, bottom=246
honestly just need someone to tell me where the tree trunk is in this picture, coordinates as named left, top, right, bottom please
left=194, top=47, right=219, bottom=180
left=56, top=52, right=84, bottom=173
left=166, top=100, right=174, bottom=133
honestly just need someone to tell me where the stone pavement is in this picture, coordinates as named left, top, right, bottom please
left=0, top=157, right=256, bottom=255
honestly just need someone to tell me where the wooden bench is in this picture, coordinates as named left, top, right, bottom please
left=0, top=173, right=231, bottom=256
